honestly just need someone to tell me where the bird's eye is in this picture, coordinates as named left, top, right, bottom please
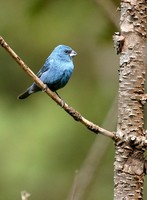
left=64, top=50, right=71, bottom=54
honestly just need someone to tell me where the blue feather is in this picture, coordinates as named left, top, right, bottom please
left=18, top=45, right=77, bottom=99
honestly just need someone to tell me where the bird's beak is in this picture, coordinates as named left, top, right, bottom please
left=70, top=50, right=77, bottom=57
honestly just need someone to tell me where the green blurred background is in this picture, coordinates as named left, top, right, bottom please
left=0, top=0, right=146, bottom=199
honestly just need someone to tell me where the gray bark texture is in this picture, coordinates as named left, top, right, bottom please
left=114, top=0, right=147, bottom=199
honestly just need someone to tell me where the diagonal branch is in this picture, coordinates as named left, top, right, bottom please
left=0, top=36, right=115, bottom=140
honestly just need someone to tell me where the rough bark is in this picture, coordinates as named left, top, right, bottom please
left=114, top=0, right=147, bottom=199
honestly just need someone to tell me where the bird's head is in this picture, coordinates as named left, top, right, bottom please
left=53, top=45, right=77, bottom=60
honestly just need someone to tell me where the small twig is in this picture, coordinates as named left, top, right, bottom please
left=0, top=36, right=115, bottom=139
left=67, top=97, right=117, bottom=200
left=69, top=170, right=79, bottom=200
left=95, top=0, right=119, bottom=29
left=113, top=32, right=125, bottom=54
left=21, top=191, right=31, bottom=200
left=132, top=94, right=147, bottom=105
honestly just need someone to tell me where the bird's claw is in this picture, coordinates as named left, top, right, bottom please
left=42, top=85, right=48, bottom=92
left=60, top=99, right=65, bottom=107
left=55, top=91, right=65, bottom=107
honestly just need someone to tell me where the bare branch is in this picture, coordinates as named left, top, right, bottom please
left=68, top=170, right=79, bottom=200
left=67, top=137, right=111, bottom=200
left=95, top=0, right=119, bottom=29
left=0, top=36, right=115, bottom=139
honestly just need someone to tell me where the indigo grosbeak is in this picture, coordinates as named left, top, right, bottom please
left=18, top=45, right=77, bottom=99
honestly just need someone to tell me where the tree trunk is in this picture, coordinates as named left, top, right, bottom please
left=114, top=0, right=146, bottom=199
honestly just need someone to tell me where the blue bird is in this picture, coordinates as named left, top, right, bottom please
left=18, top=45, right=77, bottom=99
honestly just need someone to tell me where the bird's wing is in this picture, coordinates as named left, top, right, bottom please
left=36, top=57, right=53, bottom=78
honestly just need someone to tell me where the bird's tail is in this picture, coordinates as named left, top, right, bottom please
left=18, top=89, right=31, bottom=100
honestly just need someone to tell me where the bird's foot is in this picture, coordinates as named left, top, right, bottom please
left=60, top=99, right=65, bottom=107
left=55, top=91, right=65, bottom=107
left=42, top=85, right=48, bottom=92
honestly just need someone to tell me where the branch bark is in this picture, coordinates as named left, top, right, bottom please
left=114, top=0, right=147, bottom=199
left=0, top=36, right=115, bottom=139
